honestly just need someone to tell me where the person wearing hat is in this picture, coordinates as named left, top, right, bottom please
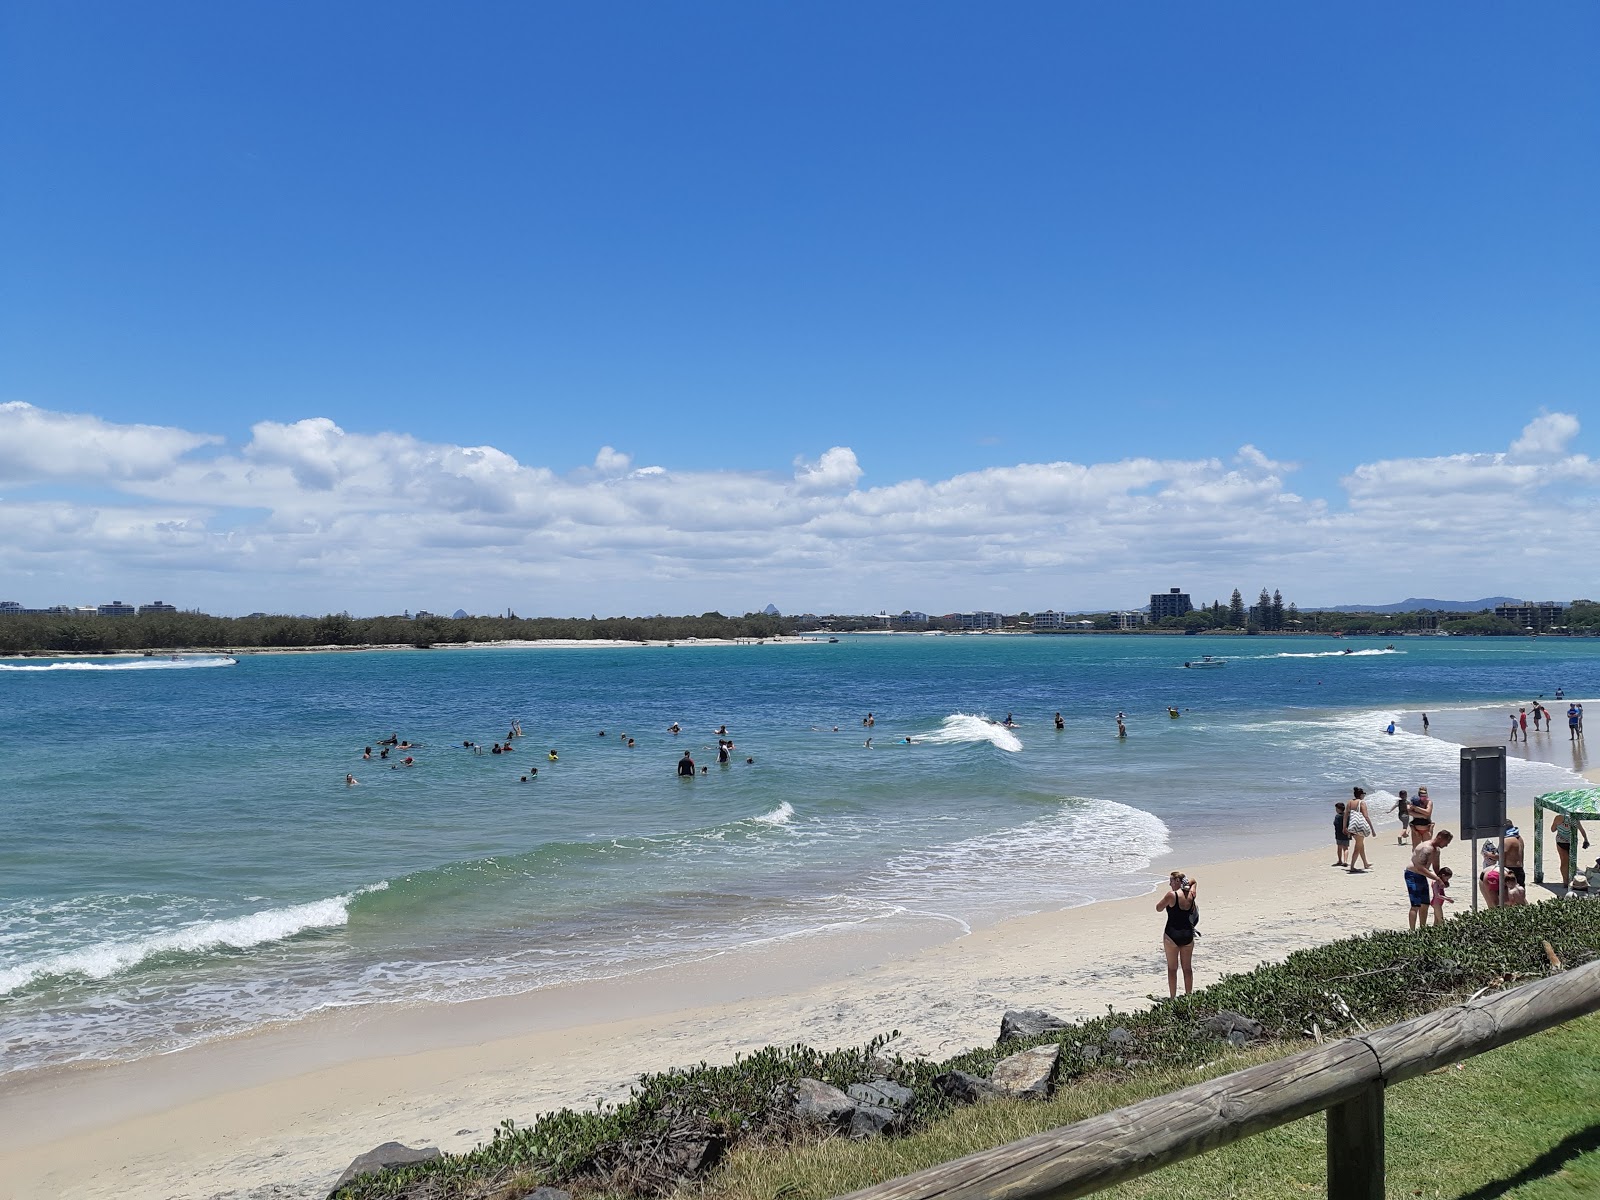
left=1565, top=874, right=1592, bottom=900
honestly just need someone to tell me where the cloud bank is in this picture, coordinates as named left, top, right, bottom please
left=0, top=404, right=1594, bottom=615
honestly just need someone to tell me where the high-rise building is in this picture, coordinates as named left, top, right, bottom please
left=1149, top=588, right=1193, bottom=621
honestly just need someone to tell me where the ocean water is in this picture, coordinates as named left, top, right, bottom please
left=1, top=634, right=1594, bottom=1076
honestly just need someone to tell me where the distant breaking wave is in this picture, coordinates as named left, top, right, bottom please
left=0, top=884, right=384, bottom=995
left=0, top=655, right=238, bottom=672
left=919, top=712, right=1024, bottom=752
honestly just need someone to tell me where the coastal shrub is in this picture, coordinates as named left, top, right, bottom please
left=330, top=901, right=1600, bottom=1200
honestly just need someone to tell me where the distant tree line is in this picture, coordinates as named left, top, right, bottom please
left=4, top=600, right=1594, bottom=655
left=0, top=610, right=798, bottom=655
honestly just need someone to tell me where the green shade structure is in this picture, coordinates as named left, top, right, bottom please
left=1532, top=789, right=1600, bottom=885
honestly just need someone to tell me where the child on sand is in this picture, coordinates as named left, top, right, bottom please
left=1333, top=802, right=1351, bottom=867
left=1431, top=867, right=1454, bottom=924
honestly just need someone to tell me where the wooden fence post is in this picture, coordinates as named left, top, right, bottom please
left=1326, top=1081, right=1383, bottom=1199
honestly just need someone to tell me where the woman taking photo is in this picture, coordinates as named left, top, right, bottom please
left=1158, top=870, right=1198, bottom=998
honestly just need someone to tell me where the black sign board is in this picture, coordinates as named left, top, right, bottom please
left=1460, top=746, right=1508, bottom=840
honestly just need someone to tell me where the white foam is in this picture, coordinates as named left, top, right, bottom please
left=1260, top=648, right=1404, bottom=659
left=919, top=713, right=1024, bottom=753
left=0, top=884, right=384, bottom=995
left=752, top=801, right=795, bottom=826
left=0, top=656, right=237, bottom=672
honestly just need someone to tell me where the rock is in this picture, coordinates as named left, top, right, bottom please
left=1079, top=1045, right=1100, bottom=1062
left=1203, top=1010, right=1265, bottom=1043
left=1227, top=1031, right=1249, bottom=1048
left=849, top=1104, right=899, bottom=1139
left=998, top=1009, right=1069, bottom=1043
left=990, top=1044, right=1060, bottom=1099
left=848, top=1079, right=914, bottom=1109
left=328, top=1142, right=440, bottom=1196
left=1108, top=1027, right=1133, bottom=1045
left=933, top=1070, right=1000, bottom=1105
left=793, top=1078, right=857, bottom=1128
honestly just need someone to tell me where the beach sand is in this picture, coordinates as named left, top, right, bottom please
left=1, top=709, right=1593, bottom=1200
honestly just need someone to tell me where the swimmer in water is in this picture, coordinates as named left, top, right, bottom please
left=668, top=722, right=681, bottom=734
left=677, top=751, right=696, bottom=777
left=599, top=730, right=607, bottom=737
left=362, top=746, right=372, bottom=760
left=345, top=773, right=358, bottom=786
left=380, top=747, right=390, bottom=759
left=627, top=737, right=636, bottom=747
left=864, top=737, right=873, bottom=748
left=904, top=736, right=916, bottom=744
left=1167, top=707, right=1179, bottom=719
left=1054, top=712, right=1064, bottom=730
left=401, top=756, right=414, bottom=766
left=1117, top=718, right=1127, bottom=739
left=715, top=724, right=729, bottom=736
left=1003, top=713, right=1015, bottom=727
left=547, top=749, right=559, bottom=762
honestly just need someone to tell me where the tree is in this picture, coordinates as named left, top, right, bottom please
left=1271, top=589, right=1285, bottom=631
left=1287, top=601, right=1300, bottom=626
left=1228, top=589, right=1245, bottom=628
left=1255, top=588, right=1272, bottom=629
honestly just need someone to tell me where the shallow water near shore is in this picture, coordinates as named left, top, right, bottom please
left=1, top=633, right=1593, bottom=1076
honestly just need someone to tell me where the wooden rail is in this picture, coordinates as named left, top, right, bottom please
left=836, top=957, right=1600, bottom=1200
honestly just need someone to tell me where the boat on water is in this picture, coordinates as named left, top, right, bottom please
left=1183, top=655, right=1226, bottom=668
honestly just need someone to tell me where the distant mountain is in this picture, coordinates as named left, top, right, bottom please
left=1308, top=596, right=1521, bottom=614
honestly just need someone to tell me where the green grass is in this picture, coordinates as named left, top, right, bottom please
left=690, top=1012, right=1600, bottom=1200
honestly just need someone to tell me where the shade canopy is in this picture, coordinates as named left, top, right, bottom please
left=1535, top=789, right=1600, bottom=817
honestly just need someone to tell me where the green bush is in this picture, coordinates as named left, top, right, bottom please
left=332, top=901, right=1600, bottom=1200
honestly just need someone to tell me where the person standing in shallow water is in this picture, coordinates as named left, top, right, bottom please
left=1157, top=871, right=1198, bottom=998
left=676, top=751, right=696, bottom=777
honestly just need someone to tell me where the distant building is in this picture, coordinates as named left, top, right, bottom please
left=1149, top=588, right=1193, bottom=621
left=0, top=600, right=21, bottom=615
left=1031, top=610, right=1074, bottom=630
left=889, top=610, right=930, bottom=628
left=97, top=601, right=137, bottom=617
left=1495, top=601, right=1565, bottom=631
left=1109, top=611, right=1148, bottom=630
left=954, top=611, right=1004, bottom=630
left=138, top=600, right=178, bottom=615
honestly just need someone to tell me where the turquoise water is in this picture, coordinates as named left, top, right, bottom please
left=1, top=634, right=1593, bottom=1074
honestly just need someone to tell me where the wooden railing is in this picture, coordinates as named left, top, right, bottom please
left=837, top=957, right=1600, bottom=1200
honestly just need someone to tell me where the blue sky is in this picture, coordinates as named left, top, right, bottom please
left=1, top=3, right=1596, bottom=616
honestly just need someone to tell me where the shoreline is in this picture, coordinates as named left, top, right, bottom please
left=0, top=703, right=1593, bottom=1199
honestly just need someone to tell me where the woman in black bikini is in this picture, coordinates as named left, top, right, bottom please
left=1408, top=787, right=1434, bottom=848
left=1158, top=870, right=1198, bottom=998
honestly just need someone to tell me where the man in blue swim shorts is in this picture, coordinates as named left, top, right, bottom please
left=1405, top=828, right=1453, bottom=930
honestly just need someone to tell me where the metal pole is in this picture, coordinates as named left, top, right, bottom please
left=1471, top=837, right=1479, bottom=912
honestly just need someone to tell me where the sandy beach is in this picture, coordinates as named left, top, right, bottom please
left=1, top=707, right=1592, bottom=1200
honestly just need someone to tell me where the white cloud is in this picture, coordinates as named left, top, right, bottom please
left=0, top=402, right=220, bottom=486
left=792, top=446, right=863, bottom=493
left=1510, top=411, right=1581, bottom=460
left=0, top=407, right=1593, bottom=614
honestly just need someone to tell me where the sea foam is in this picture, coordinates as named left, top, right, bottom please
left=0, top=884, right=384, bottom=995
left=919, top=712, right=1023, bottom=752
left=0, top=655, right=237, bottom=672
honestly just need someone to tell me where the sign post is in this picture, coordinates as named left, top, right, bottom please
left=1460, top=746, right=1509, bottom=910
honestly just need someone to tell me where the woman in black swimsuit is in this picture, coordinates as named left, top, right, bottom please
left=1158, top=871, right=1198, bottom=998
left=1408, top=787, right=1434, bottom=847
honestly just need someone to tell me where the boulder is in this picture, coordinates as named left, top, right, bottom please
left=933, top=1070, right=1000, bottom=1105
left=1203, top=1011, right=1265, bottom=1043
left=848, top=1104, right=899, bottom=1139
left=998, top=1009, right=1069, bottom=1043
left=328, top=1142, right=440, bottom=1196
left=848, top=1079, right=914, bottom=1109
left=990, top=1044, right=1060, bottom=1099
left=1108, top=1027, right=1133, bottom=1045
left=793, top=1077, right=857, bottom=1128
left=1078, top=1044, right=1100, bottom=1063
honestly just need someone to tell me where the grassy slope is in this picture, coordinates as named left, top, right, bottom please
left=692, top=1011, right=1600, bottom=1200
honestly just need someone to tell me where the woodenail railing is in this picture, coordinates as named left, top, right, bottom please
left=837, top=957, right=1600, bottom=1200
